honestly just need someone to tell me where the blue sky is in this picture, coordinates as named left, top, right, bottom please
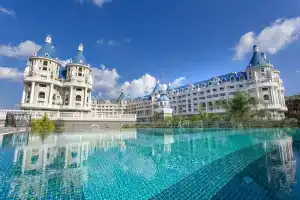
left=1, top=0, right=300, bottom=108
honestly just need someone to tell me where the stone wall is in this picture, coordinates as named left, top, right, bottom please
left=54, top=120, right=136, bottom=132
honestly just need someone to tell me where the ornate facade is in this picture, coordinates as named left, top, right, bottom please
left=21, top=35, right=93, bottom=112
left=20, top=36, right=287, bottom=121
left=104, top=45, right=287, bottom=122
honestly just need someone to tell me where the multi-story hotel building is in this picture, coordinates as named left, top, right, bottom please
left=19, top=35, right=287, bottom=122
left=20, top=35, right=93, bottom=112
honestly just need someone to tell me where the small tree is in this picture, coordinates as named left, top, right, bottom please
left=31, top=114, right=55, bottom=140
left=222, top=91, right=258, bottom=127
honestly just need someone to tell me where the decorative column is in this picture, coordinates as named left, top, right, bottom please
left=89, top=91, right=92, bottom=107
left=21, top=88, right=26, bottom=104
left=69, top=86, right=73, bottom=106
left=270, top=87, right=275, bottom=105
left=49, top=84, right=54, bottom=105
left=29, top=82, right=35, bottom=104
left=84, top=88, right=88, bottom=107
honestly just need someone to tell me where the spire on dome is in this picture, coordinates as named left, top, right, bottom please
left=36, top=35, right=56, bottom=59
left=45, top=35, right=52, bottom=44
left=167, top=82, right=173, bottom=92
left=248, top=45, right=270, bottom=68
left=72, top=43, right=87, bottom=65
left=253, top=45, right=258, bottom=52
left=152, top=80, right=162, bottom=93
left=78, top=43, right=84, bottom=52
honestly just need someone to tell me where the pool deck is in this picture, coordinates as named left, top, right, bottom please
left=0, top=126, right=28, bottom=136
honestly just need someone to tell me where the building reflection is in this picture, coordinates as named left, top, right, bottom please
left=267, top=136, right=296, bottom=193
left=1, top=128, right=298, bottom=199
left=3, top=130, right=137, bottom=199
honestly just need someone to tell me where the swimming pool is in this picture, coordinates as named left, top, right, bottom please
left=0, top=128, right=299, bottom=199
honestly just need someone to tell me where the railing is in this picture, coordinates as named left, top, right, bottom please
left=0, top=109, right=137, bottom=122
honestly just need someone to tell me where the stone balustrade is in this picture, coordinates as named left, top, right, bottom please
left=0, top=109, right=137, bottom=122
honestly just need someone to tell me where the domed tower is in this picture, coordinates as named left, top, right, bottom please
left=245, top=45, right=287, bottom=119
left=153, top=88, right=173, bottom=120
left=21, top=35, right=62, bottom=110
left=166, top=83, right=173, bottom=94
left=64, top=43, right=93, bottom=111
left=151, top=80, right=162, bottom=100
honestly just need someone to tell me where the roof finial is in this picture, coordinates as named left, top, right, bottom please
left=253, top=45, right=258, bottom=52
left=78, top=43, right=84, bottom=52
left=45, top=35, right=52, bottom=44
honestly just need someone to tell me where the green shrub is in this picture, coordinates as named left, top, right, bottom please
left=30, top=114, right=55, bottom=135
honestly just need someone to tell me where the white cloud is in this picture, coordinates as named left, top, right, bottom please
left=96, top=38, right=104, bottom=45
left=79, top=0, right=112, bottom=7
left=171, top=77, right=185, bottom=87
left=92, top=66, right=187, bottom=99
left=92, top=65, right=120, bottom=98
left=108, top=40, right=120, bottom=46
left=0, top=6, right=15, bottom=17
left=0, top=66, right=23, bottom=81
left=60, top=58, right=72, bottom=67
left=96, top=38, right=130, bottom=46
left=92, top=0, right=112, bottom=7
left=121, top=74, right=157, bottom=98
left=233, top=17, right=300, bottom=60
left=0, top=40, right=41, bottom=59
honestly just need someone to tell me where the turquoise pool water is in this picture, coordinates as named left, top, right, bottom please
left=0, top=128, right=299, bottom=199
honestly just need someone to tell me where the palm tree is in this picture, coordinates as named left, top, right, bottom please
left=222, top=91, right=258, bottom=127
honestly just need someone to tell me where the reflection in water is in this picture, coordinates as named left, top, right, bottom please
left=212, top=134, right=298, bottom=200
left=0, top=128, right=299, bottom=199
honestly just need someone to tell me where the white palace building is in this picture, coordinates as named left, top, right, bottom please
left=0, top=35, right=288, bottom=123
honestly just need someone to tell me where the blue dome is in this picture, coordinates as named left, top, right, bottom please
left=117, top=90, right=127, bottom=102
left=37, top=42, right=56, bottom=59
left=59, top=67, right=67, bottom=79
left=248, top=45, right=270, bottom=68
left=73, top=51, right=87, bottom=65
left=167, top=84, right=173, bottom=92
left=72, top=44, right=88, bottom=65
left=157, top=94, right=169, bottom=101
left=152, top=81, right=162, bottom=93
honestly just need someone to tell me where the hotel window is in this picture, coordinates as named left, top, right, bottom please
left=220, top=87, right=224, bottom=91
left=263, top=95, right=270, bottom=101
left=261, top=68, right=265, bottom=76
left=38, top=92, right=45, bottom=99
left=262, top=88, right=268, bottom=91
left=230, top=76, right=235, bottom=82
left=76, top=88, right=82, bottom=91
left=248, top=71, right=252, bottom=79
left=229, top=85, right=235, bottom=89
left=76, top=95, right=81, bottom=101
left=239, top=85, right=243, bottom=88
left=239, top=76, right=245, bottom=81
left=43, top=66, right=47, bottom=71
left=39, top=84, right=46, bottom=87
left=43, top=61, right=48, bottom=66
left=213, top=89, right=217, bottom=92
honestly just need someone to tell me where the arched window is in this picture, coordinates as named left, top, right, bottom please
left=79, top=67, right=83, bottom=72
left=239, top=75, right=245, bottom=81
left=222, top=78, right=227, bottom=83
left=202, top=83, right=206, bottom=88
left=38, top=92, right=45, bottom=99
left=76, top=95, right=81, bottom=101
left=52, top=94, right=56, bottom=101
left=208, top=82, right=212, bottom=86
left=263, top=95, right=269, bottom=101
left=43, top=61, right=48, bottom=66
left=230, top=76, right=236, bottom=82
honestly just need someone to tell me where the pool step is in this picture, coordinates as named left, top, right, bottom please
left=149, top=142, right=276, bottom=200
